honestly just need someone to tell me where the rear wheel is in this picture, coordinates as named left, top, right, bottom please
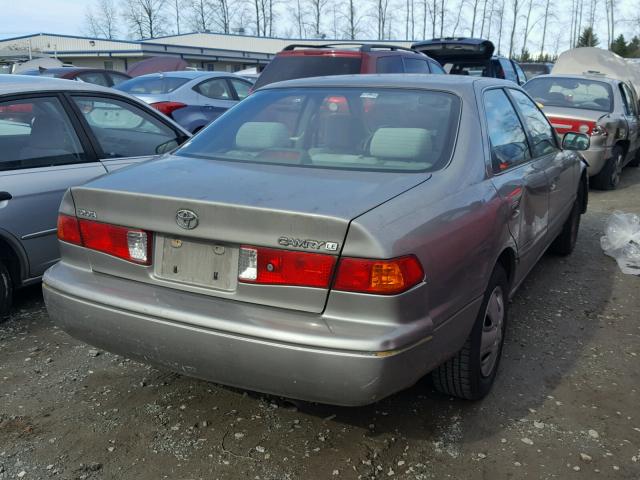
left=0, top=260, right=12, bottom=322
left=432, top=265, right=508, bottom=400
left=550, top=188, right=582, bottom=256
left=629, top=148, right=640, bottom=167
left=592, top=146, right=623, bottom=190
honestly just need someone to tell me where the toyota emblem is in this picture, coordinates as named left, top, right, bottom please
left=176, top=209, right=199, bottom=230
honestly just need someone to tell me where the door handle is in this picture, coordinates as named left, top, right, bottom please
left=0, top=191, right=12, bottom=201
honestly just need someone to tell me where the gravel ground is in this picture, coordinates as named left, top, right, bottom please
left=1, top=168, right=640, bottom=480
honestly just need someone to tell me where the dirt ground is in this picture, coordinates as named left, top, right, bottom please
left=1, top=169, right=640, bottom=480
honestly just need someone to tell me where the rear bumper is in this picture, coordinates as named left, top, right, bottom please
left=43, top=263, right=480, bottom=406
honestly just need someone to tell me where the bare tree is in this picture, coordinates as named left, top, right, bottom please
left=373, top=0, right=391, bottom=40
left=169, top=0, right=184, bottom=34
left=479, top=0, right=488, bottom=37
left=216, top=0, right=233, bottom=33
left=188, top=0, right=214, bottom=31
left=469, top=0, right=480, bottom=37
left=291, top=0, right=306, bottom=37
left=439, top=0, right=445, bottom=36
left=520, top=0, right=535, bottom=55
left=496, top=0, right=505, bottom=54
left=450, top=0, right=465, bottom=36
left=539, top=0, right=551, bottom=58
left=507, top=0, right=519, bottom=58
left=85, top=0, right=119, bottom=39
left=122, top=0, right=168, bottom=39
left=307, top=0, right=330, bottom=37
left=343, top=0, right=364, bottom=39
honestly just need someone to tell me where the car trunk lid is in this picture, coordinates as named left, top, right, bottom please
left=69, top=154, right=430, bottom=313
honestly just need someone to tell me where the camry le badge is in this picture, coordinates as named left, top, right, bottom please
left=176, top=209, right=199, bottom=230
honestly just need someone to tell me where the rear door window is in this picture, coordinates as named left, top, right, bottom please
left=108, top=73, right=131, bottom=86
left=76, top=72, right=110, bottom=87
left=513, top=62, right=527, bottom=84
left=444, top=61, right=489, bottom=77
left=499, top=59, right=518, bottom=83
left=376, top=56, right=405, bottom=73
left=229, top=78, right=252, bottom=100
left=483, top=89, right=531, bottom=172
left=71, top=96, right=181, bottom=158
left=0, top=97, right=88, bottom=171
left=194, top=78, right=233, bottom=100
left=509, top=89, right=558, bottom=157
left=403, top=58, right=430, bottom=73
left=253, top=56, right=362, bottom=89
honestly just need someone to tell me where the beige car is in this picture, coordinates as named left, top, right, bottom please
left=524, top=74, right=640, bottom=190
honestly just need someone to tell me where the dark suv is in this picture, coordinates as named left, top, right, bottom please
left=252, top=43, right=445, bottom=89
left=411, top=38, right=527, bottom=85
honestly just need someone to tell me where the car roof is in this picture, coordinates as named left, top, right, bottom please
left=131, top=71, right=237, bottom=80
left=526, top=73, right=621, bottom=86
left=258, top=73, right=515, bottom=92
left=0, top=74, right=122, bottom=95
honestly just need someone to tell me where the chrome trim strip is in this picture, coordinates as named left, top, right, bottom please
left=21, top=228, right=57, bottom=240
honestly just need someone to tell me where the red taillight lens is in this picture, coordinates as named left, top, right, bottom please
left=79, top=219, right=151, bottom=265
left=57, top=214, right=152, bottom=265
left=333, top=255, right=424, bottom=295
left=150, top=101, right=187, bottom=117
left=57, top=214, right=82, bottom=245
left=238, top=246, right=336, bottom=288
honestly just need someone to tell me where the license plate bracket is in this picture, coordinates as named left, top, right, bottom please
left=155, top=236, right=238, bottom=291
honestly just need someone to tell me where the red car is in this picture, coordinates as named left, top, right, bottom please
left=252, top=43, right=446, bottom=90
left=19, top=67, right=131, bottom=88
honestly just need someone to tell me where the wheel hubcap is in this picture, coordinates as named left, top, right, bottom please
left=480, top=286, right=505, bottom=377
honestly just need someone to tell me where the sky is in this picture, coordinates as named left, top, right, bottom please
left=1, top=0, right=638, bottom=56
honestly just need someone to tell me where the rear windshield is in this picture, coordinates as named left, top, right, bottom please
left=177, top=87, right=461, bottom=173
left=253, top=56, right=362, bottom=89
left=117, top=76, right=189, bottom=94
left=524, top=77, right=613, bottom=112
left=443, top=61, right=490, bottom=77
left=521, top=64, right=551, bottom=78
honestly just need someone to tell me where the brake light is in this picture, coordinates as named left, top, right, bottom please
left=322, top=95, right=350, bottom=113
left=57, top=214, right=152, bottom=265
left=150, top=101, right=187, bottom=117
left=238, top=246, right=336, bottom=288
left=333, top=255, right=424, bottom=295
left=57, top=214, right=82, bottom=245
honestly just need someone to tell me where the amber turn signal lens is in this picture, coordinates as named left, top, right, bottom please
left=333, top=255, right=424, bottom=295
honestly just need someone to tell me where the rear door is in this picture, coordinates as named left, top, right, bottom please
left=0, top=94, right=106, bottom=278
left=67, top=94, right=187, bottom=172
left=508, top=88, right=576, bottom=237
left=482, top=88, right=549, bottom=284
left=193, top=77, right=237, bottom=118
left=619, top=82, right=640, bottom=161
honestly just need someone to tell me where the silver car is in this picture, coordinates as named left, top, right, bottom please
left=43, top=75, right=589, bottom=406
left=116, top=71, right=254, bottom=134
left=0, top=76, right=190, bottom=318
left=524, top=74, right=640, bottom=190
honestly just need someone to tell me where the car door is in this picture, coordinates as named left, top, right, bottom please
left=619, top=82, right=640, bottom=162
left=192, top=77, right=237, bottom=123
left=507, top=88, right=575, bottom=237
left=67, top=94, right=188, bottom=172
left=482, top=88, right=549, bottom=285
left=0, top=95, right=106, bottom=279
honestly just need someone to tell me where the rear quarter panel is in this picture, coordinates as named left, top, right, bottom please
left=340, top=90, right=513, bottom=330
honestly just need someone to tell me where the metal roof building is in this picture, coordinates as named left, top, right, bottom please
left=0, top=33, right=412, bottom=73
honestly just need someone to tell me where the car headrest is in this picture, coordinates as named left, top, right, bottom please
left=235, top=122, right=290, bottom=150
left=369, top=128, right=431, bottom=160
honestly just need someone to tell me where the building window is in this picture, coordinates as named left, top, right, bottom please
left=104, top=61, right=114, bottom=70
left=207, top=64, right=216, bottom=71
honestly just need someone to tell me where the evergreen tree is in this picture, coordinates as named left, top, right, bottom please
left=576, top=27, right=599, bottom=47
left=627, top=36, right=640, bottom=57
left=610, top=35, right=628, bottom=56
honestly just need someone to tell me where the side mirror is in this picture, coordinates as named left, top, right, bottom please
left=562, top=132, right=590, bottom=151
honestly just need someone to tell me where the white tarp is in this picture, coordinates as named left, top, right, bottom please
left=12, top=57, right=63, bottom=74
left=552, top=47, right=640, bottom=96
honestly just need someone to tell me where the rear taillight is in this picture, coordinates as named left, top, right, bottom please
left=57, top=214, right=82, bottom=245
left=333, top=255, right=424, bottom=295
left=57, top=214, right=152, bottom=265
left=150, top=101, right=187, bottom=117
left=238, top=246, right=336, bottom=288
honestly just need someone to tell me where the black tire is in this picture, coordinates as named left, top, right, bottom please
left=550, top=189, right=582, bottom=256
left=592, top=146, right=623, bottom=190
left=629, top=148, right=640, bottom=167
left=432, top=265, right=509, bottom=400
left=0, top=260, right=12, bottom=322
